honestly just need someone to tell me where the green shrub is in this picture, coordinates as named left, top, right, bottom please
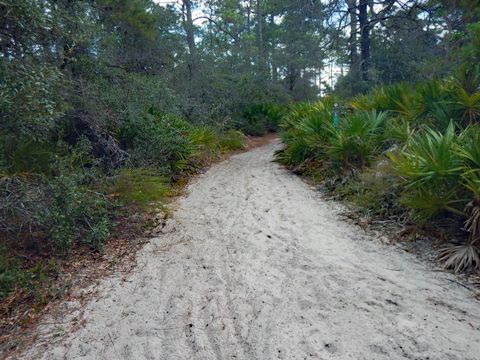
left=383, top=117, right=415, bottom=148
left=11, top=141, right=55, bottom=174
left=449, top=84, right=480, bottom=125
left=189, top=126, right=220, bottom=163
left=351, top=79, right=478, bottom=132
left=352, top=83, right=416, bottom=119
left=94, top=70, right=181, bottom=128
left=120, top=110, right=193, bottom=175
left=0, top=144, right=111, bottom=252
left=47, top=173, right=110, bottom=251
left=451, top=64, right=480, bottom=96
left=277, top=135, right=311, bottom=166
left=388, top=123, right=464, bottom=220
left=327, top=110, right=388, bottom=169
left=337, top=161, right=405, bottom=218
left=0, top=60, right=65, bottom=140
left=239, top=104, right=287, bottom=135
left=277, top=100, right=334, bottom=166
left=218, top=130, right=246, bottom=151
left=278, top=102, right=387, bottom=171
left=386, top=123, right=480, bottom=272
left=444, top=125, right=480, bottom=272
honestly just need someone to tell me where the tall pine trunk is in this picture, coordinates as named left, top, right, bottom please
left=270, top=14, right=278, bottom=82
left=347, top=0, right=359, bottom=78
left=256, top=0, right=265, bottom=73
left=358, top=0, right=370, bottom=81
left=183, top=0, right=196, bottom=81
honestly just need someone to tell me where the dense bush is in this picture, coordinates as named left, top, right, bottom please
left=0, top=118, right=247, bottom=301
left=388, top=123, right=465, bottom=220
left=277, top=101, right=334, bottom=166
left=120, top=111, right=193, bottom=175
left=278, top=69, right=480, bottom=272
left=0, top=142, right=111, bottom=253
left=278, top=101, right=387, bottom=170
left=0, top=61, right=65, bottom=140
left=391, top=124, right=480, bottom=272
left=189, top=127, right=246, bottom=164
left=238, top=104, right=288, bottom=135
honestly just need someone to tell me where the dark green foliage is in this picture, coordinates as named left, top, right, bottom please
left=277, top=101, right=334, bottom=166
left=47, top=172, right=110, bottom=251
left=0, top=62, right=65, bottom=139
left=120, top=111, right=193, bottom=175
left=327, top=111, right=388, bottom=168
left=390, top=123, right=480, bottom=272
left=1, top=143, right=111, bottom=252
left=278, top=100, right=387, bottom=170
left=239, top=104, right=288, bottom=135
left=459, top=22, right=480, bottom=66
left=389, top=123, right=465, bottom=220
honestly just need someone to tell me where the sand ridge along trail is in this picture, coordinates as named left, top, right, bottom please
left=17, top=139, right=480, bottom=360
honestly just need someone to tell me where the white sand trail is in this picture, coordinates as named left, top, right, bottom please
left=17, top=140, right=480, bottom=360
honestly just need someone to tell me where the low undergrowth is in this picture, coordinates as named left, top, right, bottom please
left=277, top=67, right=480, bottom=274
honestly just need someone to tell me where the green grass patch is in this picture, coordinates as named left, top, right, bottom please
left=111, top=168, right=171, bottom=208
left=218, top=129, right=246, bottom=152
left=188, top=127, right=246, bottom=164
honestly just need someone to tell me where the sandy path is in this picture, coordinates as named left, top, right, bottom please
left=17, top=140, right=480, bottom=360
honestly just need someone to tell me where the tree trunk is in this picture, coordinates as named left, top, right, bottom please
left=287, top=64, right=298, bottom=92
left=358, top=0, right=370, bottom=81
left=318, top=68, right=322, bottom=95
left=347, top=0, right=358, bottom=76
left=270, top=14, right=278, bottom=82
left=247, top=1, right=251, bottom=29
left=256, top=0, right=265, bottom=72
left=183, top=0, right=196, bottom=81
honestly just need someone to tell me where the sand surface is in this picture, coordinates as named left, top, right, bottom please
left=16, top=140, right=480, bottom=359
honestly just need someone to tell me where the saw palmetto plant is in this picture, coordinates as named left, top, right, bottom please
left=439, top=127, right=480, bottom=272
left=389, top=123, right=480, bottom=271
